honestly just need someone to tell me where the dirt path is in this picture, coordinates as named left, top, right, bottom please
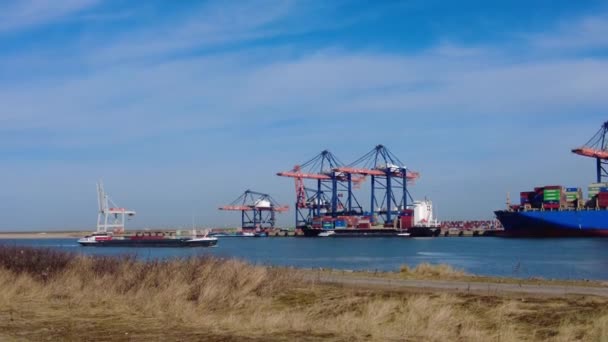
left=314, top=274, right=608, bottom=297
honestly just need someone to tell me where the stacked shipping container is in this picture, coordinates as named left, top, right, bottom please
left=542, top=185, right=564, bottom=210
left=587, top=183, right=608, bottom=208
left=565, top=187, right=583, bottom=209
left=516, top=183, right=608, bottom=211
left=517, top=185, right=585, bottom=210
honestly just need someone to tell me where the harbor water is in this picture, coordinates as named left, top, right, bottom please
left=2, top=237, right=608, bottom=280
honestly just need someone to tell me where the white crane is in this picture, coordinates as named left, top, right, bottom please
left=96, top=181, right=136, bottom=234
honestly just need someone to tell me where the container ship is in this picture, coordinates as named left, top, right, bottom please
left=78, top=182, right=218, bottom=247
left=495, top=121, right=608, bottom=237
left=302, top=200, right=441, bottom=237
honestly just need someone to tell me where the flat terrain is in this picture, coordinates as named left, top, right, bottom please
left=0, top=231, right=85, bottom=239
left=0, top=246, right=607, bottom=341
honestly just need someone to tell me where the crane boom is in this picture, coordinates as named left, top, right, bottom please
left=276, top=171, right=332, bottom=180
left=572, top=121, right=608, bottom=182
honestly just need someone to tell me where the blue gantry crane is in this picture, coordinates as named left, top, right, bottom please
left=277, top=150, right=365, bottom=228
left=335, top=145, right=419, bottom=225
left=278, top=145, right=418, bottom=228
left=219, top=190, right=288, bottom=230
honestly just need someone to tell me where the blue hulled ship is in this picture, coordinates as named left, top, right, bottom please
left=495, top=121, right=608, bottom=237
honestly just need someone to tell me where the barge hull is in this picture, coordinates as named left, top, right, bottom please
left=79, top=238, right=218, bottom=247
left=300, top=226, right=440, bottom=237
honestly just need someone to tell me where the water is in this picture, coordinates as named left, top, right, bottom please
left=3, top=237, right=608, bottom=280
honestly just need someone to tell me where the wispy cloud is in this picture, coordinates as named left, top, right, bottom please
left=89, top=0, right=299, bottom=65
left=0, top=0, right=100, bottom=33
left=530, top=14, right=608, bottom=51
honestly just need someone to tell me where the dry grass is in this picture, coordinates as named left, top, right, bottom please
left=400, top=262, right=468, bottom=279
left=0, top=245, right=607, bottom=341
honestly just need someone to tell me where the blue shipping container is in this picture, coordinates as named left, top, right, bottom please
left=601, top=187, right=608, bottom=192
left=322, top=222, right=333, bottom=230
left=566, top=188, right=578, bottom=192
left=334, top=220, right=346, bottom=228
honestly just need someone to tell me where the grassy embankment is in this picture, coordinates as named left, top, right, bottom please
left=313, top=263, right=608, bottom=288
left=0, top=245, right=607, bottom=341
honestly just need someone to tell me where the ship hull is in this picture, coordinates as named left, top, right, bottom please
left=494, top=210, right=608, bottom=237
left=79, top=237, right=218, bottom=247
left=300, top=226, right=440, bottom=237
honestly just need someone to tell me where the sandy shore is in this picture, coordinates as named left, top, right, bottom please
left=0, top=231, right=86, bottom=239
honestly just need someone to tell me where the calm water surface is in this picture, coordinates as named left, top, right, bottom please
left=3, top=237, right=608, bottom=280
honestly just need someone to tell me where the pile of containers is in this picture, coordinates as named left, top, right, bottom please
left=516, top=183, right=608, bottom=210
left=400, top=209, right=414, bottom=229
left=311, top=216, right=360, bottom=230
left=588, top=183, right=608, bottom=208
left=520, top=191, right=536, bottom=207
left=588, top=183, right=608, bottom=199
left=543, top=185, right=564, bottom=210
left=565, top=187, right=583, bottom=208
left=518, top=185, right=570, bottom=210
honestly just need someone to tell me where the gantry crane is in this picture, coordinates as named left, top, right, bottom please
left=277, top=150, right=365, bottom=228
left=572, top=121, right=608, bottom=183
left=96, top=181, right=135, bottom=233
left=335, top=145, right=419, bottom=225
left=219, top=190, right=288, bottom=230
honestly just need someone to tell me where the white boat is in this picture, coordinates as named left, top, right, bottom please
left=318, top=231, right=336, bottom=237
left=185, top=236, right=219, bottom=246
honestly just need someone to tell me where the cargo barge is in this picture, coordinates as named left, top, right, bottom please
left=78, top=232, right=218, bottom=247
left=79, top=181, right=217, bottom=247
left=495, top=121, right=608, bottom=237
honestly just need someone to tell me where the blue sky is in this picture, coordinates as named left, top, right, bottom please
left=1, top=0, right=608, bottom=230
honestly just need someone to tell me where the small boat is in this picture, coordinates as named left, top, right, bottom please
left=397, top=232, right=411, bottom=237
left=318, top=231, right=336, bottom=237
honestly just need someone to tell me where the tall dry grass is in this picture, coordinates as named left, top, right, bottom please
left=0, top=245, right=606, bottom=341
left=400, top=262, right=467, bottom=279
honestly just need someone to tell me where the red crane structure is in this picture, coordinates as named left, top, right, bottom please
left=219, top=190, right=288, bottom=230
left=572, top=121, right=608, bottom=183
left=277, top=150, right=365, bottom=228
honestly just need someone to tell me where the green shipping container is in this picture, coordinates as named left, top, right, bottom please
left=544, top=198, right=560, bottom=202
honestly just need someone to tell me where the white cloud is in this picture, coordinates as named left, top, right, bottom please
left=2, top=45, right=608, bottom=150
left=88, top=0, right=298, bottom=65
left=0, top=0, right=99, bottom=33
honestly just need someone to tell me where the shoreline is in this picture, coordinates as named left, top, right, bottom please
left=0, top=232, right=86, bottom=239
left=1, top=234, right=607, bottom=286
left=0, top=245, right=606, bottom=341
